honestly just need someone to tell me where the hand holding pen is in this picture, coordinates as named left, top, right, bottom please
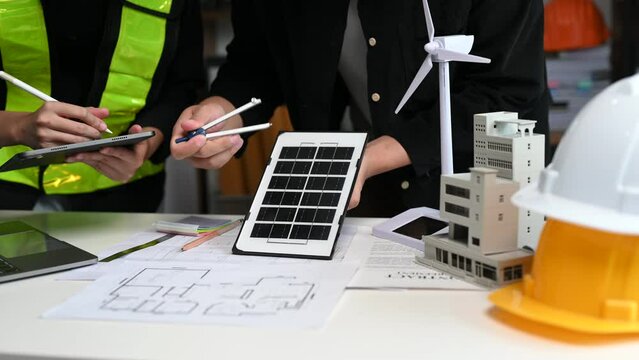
left=0, top=71, right=113, bottom=149
left=171, top=97, right=271, bottom=169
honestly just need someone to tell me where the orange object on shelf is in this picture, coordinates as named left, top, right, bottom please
left=544, top=0, right=610, bottom=52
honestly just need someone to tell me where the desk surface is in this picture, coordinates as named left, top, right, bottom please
left=1, top=211, right=638, bottom=360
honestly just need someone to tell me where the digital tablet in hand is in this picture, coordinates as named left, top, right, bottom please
left=0, top=131, right=155, bottom=172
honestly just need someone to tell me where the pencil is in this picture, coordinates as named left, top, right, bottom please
left=181, top=219, right=243, bottom=251
left=0, top=71, right=113, bottom=134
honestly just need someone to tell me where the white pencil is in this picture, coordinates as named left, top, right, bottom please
left=0, top=70, right=113, bottom=134
left=205, top=122, right=272, bottom=140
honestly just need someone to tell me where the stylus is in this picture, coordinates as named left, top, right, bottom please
left=204, top=122, right=272, bottom=140
left=175, top=98, right=262, bottom=143
left=0, top=71, right=113, bottom=134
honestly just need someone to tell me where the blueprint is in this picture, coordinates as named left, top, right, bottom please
left=44, top=261, right=358, bottom=328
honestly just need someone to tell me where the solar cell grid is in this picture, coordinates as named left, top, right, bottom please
left=234, top=133, right=366, bottom=259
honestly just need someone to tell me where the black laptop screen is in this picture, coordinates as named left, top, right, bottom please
left=0, top=230, right=55, bottom=258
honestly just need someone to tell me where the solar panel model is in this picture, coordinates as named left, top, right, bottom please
left=233, top=132, right=367, bottom=259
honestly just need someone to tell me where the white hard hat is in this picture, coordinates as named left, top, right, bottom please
left=513, top=73, right=639, bottom=235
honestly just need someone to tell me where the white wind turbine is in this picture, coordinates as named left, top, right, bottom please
left=395, top=0, right=491, bottom=175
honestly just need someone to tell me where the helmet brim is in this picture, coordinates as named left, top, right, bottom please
left=490, top=282, right=639, bottom=334
left=512, top=182, right=639, bottom=235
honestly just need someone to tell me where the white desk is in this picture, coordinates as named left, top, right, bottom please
left=1, top=211, right=638, bottom=360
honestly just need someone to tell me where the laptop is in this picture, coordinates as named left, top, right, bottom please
left=0, top=221, right=97, bottom=283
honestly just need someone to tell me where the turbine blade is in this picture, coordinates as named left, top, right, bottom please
left=395, top=56, right=433, bottom=114
left=423, top=0, right=435, bottom=42
left=435, top=48, right=491, bottom=63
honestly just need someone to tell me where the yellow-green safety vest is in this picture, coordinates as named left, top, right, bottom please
left=0, top=0, right=173, bottom=194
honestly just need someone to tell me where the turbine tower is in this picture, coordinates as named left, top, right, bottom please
left=395, top=0, right=491, bottom=175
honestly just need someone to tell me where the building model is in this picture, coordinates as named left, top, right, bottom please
left=416, top=112, right=545, bottom=287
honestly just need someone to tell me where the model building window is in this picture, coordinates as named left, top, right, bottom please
left=475, top=213, right=479, bottom=221
left=513, top=265, right=523, bottom=279
left=527, top=160, right=531, bottom=167
left=445, top=203, right=469, bottom=217
left=472, top=237, right=480, bottom=246
left=452, top=254, right=458, bottom=267
left=436, top=248, right=442, bottom=262
left=499, top=194, right=504, bottom=203
left=527, top=177, right=531, bottom=184
left=476, top=175, right=481, bottom=184
left=442, top=250, right=449, bottom=265
left=476, top=194, right=480, bottom=202
left=527, top=226, right=531, bottom=233
left=458, top=255, right=465, bottom=270
left=445, top=184, right=470, bottom=199
left=475, top=262, right=482, bottom=277
left=465, top=258, right=472, bottom=272
left=527, top=210, right=531, bottom=217
left=482, top=264, right=497, bottom=281
left=527, top=143, right=531, bottom=150
left=504, top=266, right=513, bottom=281
left=498, top=213, right=503, bottom=221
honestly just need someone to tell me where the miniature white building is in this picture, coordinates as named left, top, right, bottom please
left=474, top=112, right=545, bottom=247
left=416, top=112, right=545, bottom=288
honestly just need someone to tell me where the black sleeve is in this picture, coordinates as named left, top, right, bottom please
left=134, top=0, right=206, bottom=164
left=208, top=0, right=285, bottom=128
left=388, top=0, right=549, bottom=176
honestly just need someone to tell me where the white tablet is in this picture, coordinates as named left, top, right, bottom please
left=372, top=207, right=449, bottom=251
left=0, top=131, right=155, bottom=172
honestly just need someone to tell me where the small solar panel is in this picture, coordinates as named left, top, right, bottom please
left=233, top=132, right=367, bottom=259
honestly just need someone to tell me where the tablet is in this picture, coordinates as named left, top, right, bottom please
left=372, top=207, right=449, bottom=251
left=0, top=131, right=155, bottom=172
left=0, top=221, right=97, bottom=283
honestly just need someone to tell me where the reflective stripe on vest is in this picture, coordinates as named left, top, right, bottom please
left=0, top=0, right=170, bottom=194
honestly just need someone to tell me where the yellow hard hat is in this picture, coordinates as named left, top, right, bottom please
left=490, top=74, right=639, bottom=334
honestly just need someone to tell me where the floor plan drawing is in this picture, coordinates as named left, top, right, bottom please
left=44, top=261, right=357, bottom=328
left=101, top=267, right=317, bottom=317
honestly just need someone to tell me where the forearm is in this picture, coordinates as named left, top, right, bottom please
left=362, top=135, right=411, bottom=180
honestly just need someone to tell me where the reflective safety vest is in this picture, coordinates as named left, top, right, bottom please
left=0, top=0, right=177, bottom=194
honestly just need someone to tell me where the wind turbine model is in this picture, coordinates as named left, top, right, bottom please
left=395, top=0, right=491, bottom=175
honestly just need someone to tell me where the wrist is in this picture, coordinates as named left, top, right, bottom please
left=141, top=126, right=163, bottom=160
left=0, top=111, right=29, bottom=147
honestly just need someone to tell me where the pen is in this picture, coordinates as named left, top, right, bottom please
left=0, top=71, right=113, bottom=134
left=175, top=98, right=262, bottom=143
left=181, top=219, right=243, bottom=251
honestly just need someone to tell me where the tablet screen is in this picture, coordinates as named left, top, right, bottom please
left=392, top=216, right=448, bottom=240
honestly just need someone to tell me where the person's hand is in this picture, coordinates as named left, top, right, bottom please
left=12, top=102, right=109, bottom=149
left=66, top=125, right=163, bottom=183
left=347, top=135, right=412, bottom=210
left=348, top=154, right=370, bottom=210
left=170, top=97, right=244, bottom=169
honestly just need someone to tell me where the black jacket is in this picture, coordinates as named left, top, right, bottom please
left=211, top=0, right=549, bottom=216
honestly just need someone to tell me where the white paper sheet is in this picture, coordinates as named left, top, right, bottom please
left=44, top=261, right=358, bottom=329
left=58, top=225, right=357, bottom=281
left=344, top=229, right=481, bottom=290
